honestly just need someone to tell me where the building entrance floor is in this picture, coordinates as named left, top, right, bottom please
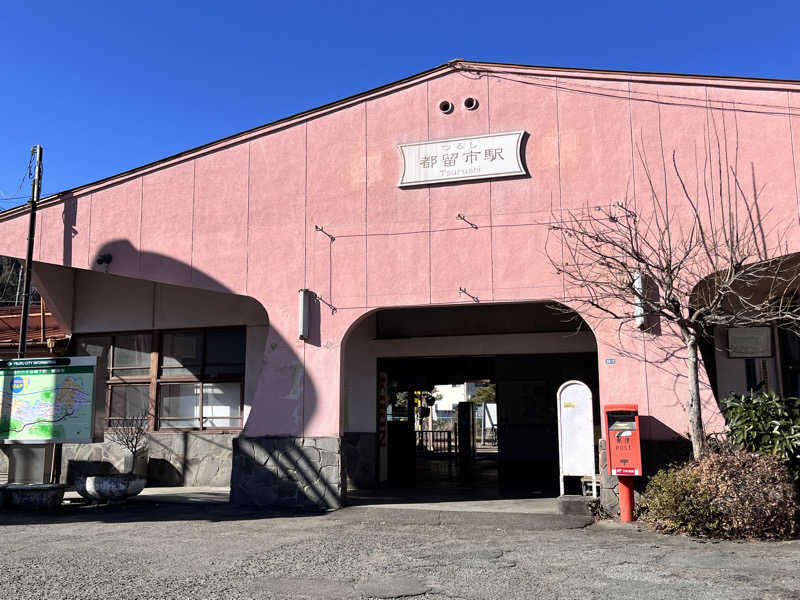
left=345, top=493, right=560, bottom=514
left=61, top=483, right=563, bottom=516
left=346, top=450, right=565, bottom=515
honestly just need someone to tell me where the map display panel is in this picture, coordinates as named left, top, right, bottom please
left=0, top=357, right=96, bottom=443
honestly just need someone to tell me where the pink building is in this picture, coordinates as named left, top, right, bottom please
left=1, top=60, right=798, bottom=509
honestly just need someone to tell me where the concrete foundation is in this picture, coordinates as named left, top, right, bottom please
left=557, top=495, right=593, bottom=516
left=230, top=436, right=342, bottom=510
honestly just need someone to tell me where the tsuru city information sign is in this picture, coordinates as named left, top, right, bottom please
left=0, top=357, right=97, bottom=444
left=398, top=130, right=526, bottom=186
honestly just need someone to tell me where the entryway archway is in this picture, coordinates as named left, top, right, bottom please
left=340, top=301, right=600, bottom=505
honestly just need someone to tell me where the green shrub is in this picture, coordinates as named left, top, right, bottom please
left=637, top=464, right=718, bottom=535
left=722, top=390, right=800, bottom=479
left=639, top=449, right=799, bottom=539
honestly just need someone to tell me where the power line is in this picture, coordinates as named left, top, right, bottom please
left=0, top=150, right=38, bottom=208
left=0, top=190, right=57, bottom=210
left=13, top=151, right=35, bottom=196
left=454, top=65, right=800, bottom=119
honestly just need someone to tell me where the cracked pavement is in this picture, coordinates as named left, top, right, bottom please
left=0, top=502, right=798, bottom=599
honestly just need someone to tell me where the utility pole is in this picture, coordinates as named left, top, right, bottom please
left=18, top=145, right=42, bottom=359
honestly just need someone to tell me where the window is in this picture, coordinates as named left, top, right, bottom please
left=73, top=327, right=246, bottom=432
left=112, top=334, right=152, bottom=378
left=160, top=383, right=201, bottom=428
left=159, top=382, right=242, bottom=429
left=108, top=384, right=149, bottom=427
left=162, top=331, right=202, bottom=377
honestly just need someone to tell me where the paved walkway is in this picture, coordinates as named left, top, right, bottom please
left=0, top=499, right=797, bottom=599
left=65, top=486, right=563, bottom=514
left=64, top=485, right=230, bottom=504
left=351, top=496, right=560, bottom=514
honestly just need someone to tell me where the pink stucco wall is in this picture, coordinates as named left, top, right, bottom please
left=1, top=62, right=799, bottom=441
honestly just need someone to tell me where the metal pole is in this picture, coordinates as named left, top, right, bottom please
left=618, top=476, right=635, bottom=522
left=17, top=145, right=42, bottom=359
left=40, top=296, right=46, bottom=344
left=481, top=402, right=485, bottom=445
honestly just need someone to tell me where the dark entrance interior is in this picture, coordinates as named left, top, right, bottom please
left=369, top=352, right=599, bottom=501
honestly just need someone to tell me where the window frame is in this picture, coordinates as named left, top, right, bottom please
left=157, top=380, right=245, bottom=431
left=74, top=326, right=246, bottom=433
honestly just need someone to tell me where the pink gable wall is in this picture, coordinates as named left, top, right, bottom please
left=2, top=63, right=799, bottom=440
left=142, top=162, right=194, bottom=286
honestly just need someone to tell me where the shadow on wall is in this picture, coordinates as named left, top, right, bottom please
left=90, top=238, right=233, bottom=293
left=48, top=229, right=339, bottom=509
left=638, top=416, right=692, bottom=471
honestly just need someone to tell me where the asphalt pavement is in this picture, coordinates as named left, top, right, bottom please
left=0, top=501, right=798, bottom=599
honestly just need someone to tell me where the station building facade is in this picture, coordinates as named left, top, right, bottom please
left=1, top=60, right=799, bottom=509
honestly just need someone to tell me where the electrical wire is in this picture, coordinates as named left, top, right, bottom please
left=0, top=150, right=37, bottom=207
left=0, top=194, right=31, bottom=203
left=454, top=65, right=800, bottom=119
left=0, top=191, right=55, bottom=210
left=15, top=151, right=34, bottom=195
left=329, top=207, right=619, bottom=239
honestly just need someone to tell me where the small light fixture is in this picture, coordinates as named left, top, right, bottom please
left=463, top=97, right=479, bottom=110
left=96, top=253, right=112, bottom=265
left=438, top=100, right=454, bottom=114
left=298, top=289, right=313, bottom=340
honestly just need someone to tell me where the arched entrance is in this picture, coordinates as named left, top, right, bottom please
left=340, top=301, right=599, bottom=504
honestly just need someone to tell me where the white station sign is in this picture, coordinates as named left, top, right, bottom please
left=398, top=130, right=526, bottom=187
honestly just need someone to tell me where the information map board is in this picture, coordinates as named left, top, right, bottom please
left=0, top=356, right=97, bottom=444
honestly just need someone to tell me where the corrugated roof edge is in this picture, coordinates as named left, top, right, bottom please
left=3, top=58, right=800, bottom=222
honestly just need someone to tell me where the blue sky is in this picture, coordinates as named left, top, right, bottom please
left=2, top=1, right=799, bottom=207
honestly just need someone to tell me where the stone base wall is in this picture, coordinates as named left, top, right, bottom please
left=230, top=436, right=342, bottom=511
left=598, top=437, right=692, bottom=516
left=61, top=432, right=235, bottom=487
left=0, top=451, right=8, bottom=483
left=342, top=432, right=376, bottom=492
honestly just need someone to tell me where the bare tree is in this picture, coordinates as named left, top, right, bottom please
left=548, top=144, right=800, bottom=459
left=106, top=411, right=149, bottom=475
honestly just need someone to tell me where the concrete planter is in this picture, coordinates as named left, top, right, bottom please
left=5, top=484, right=66, bottom=510
left=123, top=450, right=149, bottom=478
left=74, top=475, right=146, bottom=503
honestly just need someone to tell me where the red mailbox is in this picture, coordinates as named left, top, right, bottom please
left=604, top=404, right=642, bottom=523
left=604, top=404, right=642, bottom=476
